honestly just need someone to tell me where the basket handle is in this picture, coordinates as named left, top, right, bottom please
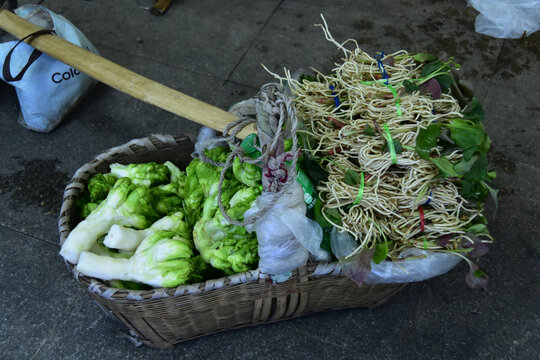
left=0, top=9, right=253, bottom=138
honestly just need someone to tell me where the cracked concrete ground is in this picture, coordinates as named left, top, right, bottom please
left=1, top=0, right=539, bottom=359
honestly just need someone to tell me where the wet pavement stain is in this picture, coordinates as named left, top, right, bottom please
left=0, top=159, right=70, bottom=214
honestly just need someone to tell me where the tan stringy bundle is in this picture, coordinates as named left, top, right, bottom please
left=268, top=18, right=491, bottom=260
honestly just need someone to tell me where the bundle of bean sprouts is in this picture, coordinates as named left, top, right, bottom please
left=268, top=18, right=493, bottom=262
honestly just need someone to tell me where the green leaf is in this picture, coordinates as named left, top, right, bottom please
left=313, top=199, right=332, bottom=228
left=459, top=178, right=487, bottom=201
left=435, top=74, right=453, bottom=90
left=413, top=52, right=437, bottom=63
left=324, top=207, right=342, bottom=224
left=464, top=156, right=488, bottom=182
left=320, top=227, right=334, bottom=257
left=482, top=181, right=499, bottom=213
left=402, top=79, right=419, bottom=93
left=420, top=60, right=444, bottom=78
left=300, top=156, right=328, bottom=185
left=479, top=134, right=491, bottom=155
left=372, top=241, right=389, bottom=264
left=462, top=98, right=485, bottom=124
left=344, top=169, right=361, bottom=185
left=447, top=119, right=486, bottom=161
left=415, top=124, right=441, bottom=160
left=474, top=268, right=488, bottom=278
left=430, top=157, right=461, bottom=178
left=364, top=125, right=376, bottom=136
left=467, top=223, right=488, bottom=234
left=383, top=139, right=403, bottom=154
left=455, top=155, right=479, bottom=175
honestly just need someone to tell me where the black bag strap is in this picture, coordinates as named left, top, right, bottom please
left=2, top=29, right=55, bottom=82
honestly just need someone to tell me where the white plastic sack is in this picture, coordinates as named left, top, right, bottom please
left=245, top=182, right=330, bottom=276
left=468, top=0, right=540, bottom=39
left=0, top=5, right=99, bottom=132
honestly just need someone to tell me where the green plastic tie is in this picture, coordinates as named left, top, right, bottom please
left=385, top=83, right=403, bottom=116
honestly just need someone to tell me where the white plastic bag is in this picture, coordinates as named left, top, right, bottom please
left=365, top=248, right=462, bottom=284
left=245, top=182, right=330, bottom=277
left=330, top=227, right=462, bottom=284
left=0, top=5, right=99, bottom=132
left=468, top=0, right=540, bottom=39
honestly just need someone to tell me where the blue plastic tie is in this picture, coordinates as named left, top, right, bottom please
left=329, top=84, right=340, bottom=107
left=424, top=191, right=433, bottom=205
left=375, top=51, right=389, bottom=85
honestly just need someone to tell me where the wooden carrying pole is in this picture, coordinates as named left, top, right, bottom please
left=0, top=9, right=253, bottom=138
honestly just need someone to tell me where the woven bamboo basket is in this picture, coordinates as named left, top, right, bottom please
left=58, top=134, right=405, bottom=349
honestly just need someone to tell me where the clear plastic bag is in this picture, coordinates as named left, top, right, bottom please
left=330, top=227, right=462, bottom=284
left=468, top=0, right=540, bottom=38
left=245, top=182, right=330, bottom=276
left=365, top=248, right=462, bottom=284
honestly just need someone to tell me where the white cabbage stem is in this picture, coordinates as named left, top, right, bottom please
left=76, top=252, right=131, bottom=281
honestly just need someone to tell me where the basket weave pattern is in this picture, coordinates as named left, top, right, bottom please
left=58, top=134, right=405, bottom=348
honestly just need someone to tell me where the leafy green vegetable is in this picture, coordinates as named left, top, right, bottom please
left=383, top=139, right=403, bottom=154
left=87, top=173, right=117, bottom=202
left=447, top=119, right=487, bottom=161
left=157, top=161, right=187, bottom=198
left=76, top=230, right=196, bottom=288
left=78, top=202, right=98, bottom=219
left=461, top=98, right=485, bottom=124
left=323, top=207, right=342, bottom=225
left=76, top=173, right=118, bottom=219
left=110, top=162, right=170, bottom=187
left=467, top=223, right=488, bottom=234
left=403, top=79, right=419, bottom=93
left=413, top=97, right=495, bottom=203
left=481, top=181, right=499, bottom=212
left=418, top=58, right=460, bottom=92
left=364, top=124, right=376, bottom=136
left=434, top=74, right=453, bottom=90
left=430, top=157, right=461, bottom=178
left=415, top=124, right=441, bottom=160
left=313, top=199, right=333, bottom=229
left=193, top=179, right=260, bottom=275
left=60, top=178, right=161, bottom=264
left=103, top=211, right=191, bottom=252
left=463, top=156, right=489, bottom=182
left=67, top=146, right=265, bottom=286
left=372, top=240, right=390, bottom=264
left=344, top=169, right=361, bottom=185
left=412, top=52, right=437, bottom=63
left=233, top=157, right=262, bottom=187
